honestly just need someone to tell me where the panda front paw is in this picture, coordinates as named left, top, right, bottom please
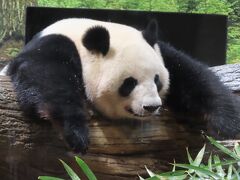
left=64, top=124, right=89, bottom=154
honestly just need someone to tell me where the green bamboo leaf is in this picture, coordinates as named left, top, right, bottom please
left=207, top=136, right=240, bottom=160
left=172, top=159, right=176, bottom=172
left=186, top=145, right=205, bottom=175
left=195, top=164, right=211, bottom=179
left=159, top=170, right=187, bottom=180
left=38, top=176, right=64, bottom=180
left=208, top=154, right=212, bottom=172
left=212, top=159, right=240, bottom=167
left=59, top=159, right=80, bottom=180
left=138, top=175, right=145, bottom=180
left=227, top=164, right=233, bottom=180
left=174, top=163, right=221, bottom=179
left=232, top=166, right=240, bottom=179
left=145, top=166, right=156, bottom=177
left=188, top=173, right=197, bottom=180
left=193, top=145, right=205, bottom=167
left=186, top=147, right=193, bottom=164
left=158, top=170, right=186, bottom=177
left=193, top=168, right=210, bottom=179
left=75, top=156, right=97, bottom=180
left=169, top=174, right=188, bottom=180
left=234, top=143, right=240, bottom=157
left=144, top=176, right=160, bottom=180
left=213, top=155, right=226, bottom=177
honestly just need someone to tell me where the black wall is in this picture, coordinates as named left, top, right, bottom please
left=25, top=7, right=227, bottom=66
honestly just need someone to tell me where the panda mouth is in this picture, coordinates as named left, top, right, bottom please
left=125, top=107, right=149, bottom=117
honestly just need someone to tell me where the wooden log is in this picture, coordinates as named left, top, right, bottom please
left=0, top=64, right=240, bottom=180
left=211, top=63, right=240, bottom=92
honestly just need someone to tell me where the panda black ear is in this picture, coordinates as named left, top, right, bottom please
left=82, top=26, right=110, bottom=56
left=142, top=19, right=159, bottom=47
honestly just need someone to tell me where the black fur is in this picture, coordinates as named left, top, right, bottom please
left=142, top=19, right=158, bottom=47
left=8, top=34, right=89, bottom=153
left=159, top=41, right=240, bottom=139
left=142, top=20, right=240, bottom=138
left=154, top=74, right=162, bottom=92
left=118, top=77, right=138, bottom=97
left=82, top=26, right=110, bottom=55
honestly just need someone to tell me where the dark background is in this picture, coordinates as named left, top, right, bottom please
left=25, top=7, right=227, bottom=66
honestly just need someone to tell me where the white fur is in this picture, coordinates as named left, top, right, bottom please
left=41, top=18, right=169, bottom=119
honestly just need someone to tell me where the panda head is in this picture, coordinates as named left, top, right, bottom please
left=77, top=19, right=169, bottom=120
left=40, top=18, right=169, bottom=120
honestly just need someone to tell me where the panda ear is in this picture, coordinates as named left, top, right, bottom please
left=142, top=19, right=159, bottom=47
left=82, top=26, right=110, bottom=56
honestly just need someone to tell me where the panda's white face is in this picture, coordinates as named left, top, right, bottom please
left=91, top=42, right=169, bottom=120
left=41, top=18, right=169, bottom=120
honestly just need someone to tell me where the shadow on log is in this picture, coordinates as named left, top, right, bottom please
left=0, top=64, right=240, bottom=180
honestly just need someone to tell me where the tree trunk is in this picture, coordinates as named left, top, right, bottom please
left=0, top=0, right=37, bottom=41
left=0, top=64, right=240, bottom=180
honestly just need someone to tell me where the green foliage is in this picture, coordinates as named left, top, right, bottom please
left=38, top=177, right=64, bottom=180
left=148, top=0, right=179, bottom=12
left=227, top=24, right=240, bottom=64
left=37, top=0, right=174, bottom=11
left=192, top=0, right=233, bottom=15
left=142, top=136, right=240, bottom=180
left=161, top=0, right=240, bottom=64
left=59, top=159, right=80, bottom=180
left=38, top=0, right=81, bottom=8
left=75, top=157, right=97, bottom=180
left=1, top=0, right=239, bottom=63
left=4, top=47, right=20, bottom=57
left=37, top=0, right=240, bottom=64
left=39, top=137, right=240, bottom=180
left=38, top=157, right=96, bottom=180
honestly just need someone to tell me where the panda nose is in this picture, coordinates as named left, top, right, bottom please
left=143, top=105, right=161, bottom=113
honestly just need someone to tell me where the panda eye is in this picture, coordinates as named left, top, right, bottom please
left=119, top=77, right=138, bottom=97
left=154, top=74, right=162, bottom=92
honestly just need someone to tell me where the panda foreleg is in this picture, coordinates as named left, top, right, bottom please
left=48, top=104, right=89, bottom=153
left=8, top=35, right=89, bottom=153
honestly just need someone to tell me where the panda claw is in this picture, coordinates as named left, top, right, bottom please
left=64, top=125, right=89, bottom=154
left=66, top=134, right=89, bottom=154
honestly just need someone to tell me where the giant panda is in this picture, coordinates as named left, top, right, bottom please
left=1, top=18, right=240, bottom=153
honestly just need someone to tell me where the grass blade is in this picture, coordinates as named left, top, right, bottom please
left=174, top=163, right=221, bottom=179
left=207, top=136, right=240, bottom=160
left=59, top=159, right=80, bottom=180
left=227, top=164, right=233, bottom=180
left=75, top=156, right=97, bottom=180
left=38, top=176, right=64, bottom=180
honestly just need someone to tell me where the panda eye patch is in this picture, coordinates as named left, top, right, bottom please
left=119, top=77, right=138, bottom=97
left=154, top=74, right=162, bottom=92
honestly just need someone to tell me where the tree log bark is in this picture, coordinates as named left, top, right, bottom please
left=0, top=64, right=240, bottom=180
